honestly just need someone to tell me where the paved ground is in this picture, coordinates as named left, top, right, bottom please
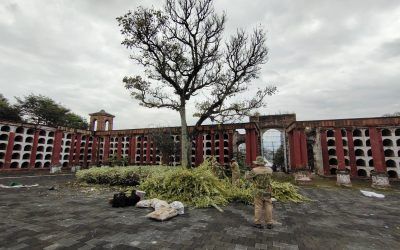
left=0, top=175, right=400, bottom=250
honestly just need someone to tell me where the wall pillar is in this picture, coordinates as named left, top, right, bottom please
left=292, top=129, right=312, bottom=183
left=369, top=127, right=390, bottom=188
left=335, top=128, right=351, bottom=186
left=29, top=131, right=39, bottom=168
left=74, top=134, right=82, bottom=166
left=219, top=132, right=224, bottom=165
left=91, top=137, right=98, bottom=165
left=334, top=129, right=346, bottom=171
left=103, top=136, right=110, bottom=164
left=68, top=134, right=76, bottom=166
left=292, top=130, right=302, bottom=169
left=299, top=130, right=308, bottom=168
left=320, top=129, right=330, bottom=175
left=51, top=131, right=63, bottom=166
left=245, top=128, right=257, bottom=166
left=145, top=137, right=151, bottom=164
left=288, top=131, right=294, bottom=171
left=4, top=132, right=15, bottom=168
left=130, top=137, right=136, bottom=164
left=195, top=134, right=204, bottom=166
left=211, top=130, right=215, bottom=156
left=152, top=140, right=157, bottom=165
left=140, top=136, right=144, bottom=165
left=82, top=136, right=89, bottom=167
left=228, top=131, right=233, bottom=160
left=346, top=129, right=357, bottom=177
left=245, top=129, right=252, bottom=166
left=117, top=136, right=122, bottom=160
left=282, top=131, right=288, bottom=172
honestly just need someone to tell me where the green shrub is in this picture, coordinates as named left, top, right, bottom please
left=76, top=161, right=308, bottom=208
left=139, top=159, right=308, bottom=208
left=76, top=166, right=175, bottom=186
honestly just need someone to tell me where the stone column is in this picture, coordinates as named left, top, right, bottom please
left=117, top=136, right=123, bottom=160
left=103, top=136, right=110, bottom=164
left=146, top=136, right=151, bottom=165
left=369, top=127, right=390, bottom=188
left=152, top=140, right=157, bottom=165
left=83, top=136, right=90, bottom=168
left=346, top=129, right=357, bottom=177
left=228, top=131, right=234, bottom=160
left=335, top=128, right=351, bottom=187
left=211, top=129, right=215, bottom=156
left=74, top=134, right=82, bottom=166
left=140, top=136, right=144, bottom=165
left=51, top=131, right=63, bottom=166
left=313, top=128, right=324, bottom=176
left=293, top=129, right=312, bottom=183
left=130, top=137, right=136, bottom=164
left=195, top=134, right=204, bottom=166
left=29, top=131, right=39, bottom=168
left=4, top=132, right=15, bottom=169
left=219, top=131, right=224, bottom=165
left=68, top=134, right=76, bottom=167
left=91, top=137, right=98, bottom=165
left=320, top=129, right=330, bottom=175
left=288, top=131, right=294, bottom=172
left=282, top=130, right=288, bottom=172
left=245, top=129, right=251, bottom=166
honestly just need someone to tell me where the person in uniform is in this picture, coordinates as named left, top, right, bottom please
left=246, top=156, right=273, bottom=229
left=230, top=158, right=240, bottom=186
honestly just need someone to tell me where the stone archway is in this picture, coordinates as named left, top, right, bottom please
left=261, top=129, right=285, bottom=171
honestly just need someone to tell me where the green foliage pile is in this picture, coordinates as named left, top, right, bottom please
left=76, top=160, right=308, bottom=208
left=140, top=164, right=232, bottom=208
left=139, top=159, right=308, bottom=208
left=76, top=166, right=175, bottom=186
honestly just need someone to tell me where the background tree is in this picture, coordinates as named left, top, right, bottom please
left=117, top=0, right=276, bottom=168
left=16, top=94, right=88, bottom=129
left=273, top=145, right=284, bottom=167
left=0, top=94, right=22, bottom=122
left=150, top=128, right=180, bottom=165
left=64, top=113, right=89, bottom=130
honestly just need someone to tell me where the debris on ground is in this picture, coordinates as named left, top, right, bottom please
left=109, top=190, right=141, bottom=207
left=0, top=183, right=39, bottom=189
left=360, top=190, right=385, bottom=198
left=136, top=198, right=185, bottom=221
left=146, top=206, right=179, bottom=221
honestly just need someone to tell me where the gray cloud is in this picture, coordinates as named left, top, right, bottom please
left=0, top=0, right=399, bottom=129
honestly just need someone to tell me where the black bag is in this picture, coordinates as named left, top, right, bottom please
left=112, top=192, right=128, bottom=207
left=111, top=191, right=141, bottom=207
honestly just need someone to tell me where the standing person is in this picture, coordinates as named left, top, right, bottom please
left=230, top=158, right=240, bottom=186
left=246, top=156, right=273, bottom=229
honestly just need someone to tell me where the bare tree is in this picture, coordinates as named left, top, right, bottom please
left=117, top=0, right=276, bottom=168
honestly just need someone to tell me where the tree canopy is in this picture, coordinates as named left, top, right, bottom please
left=14, top=94, right=88, bottom=129
left=0, top=94, right=22, bottom=122
left=118, top=0, right=276, bottom=167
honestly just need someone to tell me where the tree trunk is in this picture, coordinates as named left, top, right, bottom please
left=179, top=106, right=191, bottom=168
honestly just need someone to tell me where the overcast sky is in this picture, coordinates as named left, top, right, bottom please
left=1, top=0, right=399, bottom=129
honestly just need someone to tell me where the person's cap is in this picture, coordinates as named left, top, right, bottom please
left=253, top=156, right=267, bottom=165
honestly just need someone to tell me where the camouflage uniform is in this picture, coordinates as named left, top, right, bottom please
left=247, top=166, right=273, bottom=226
